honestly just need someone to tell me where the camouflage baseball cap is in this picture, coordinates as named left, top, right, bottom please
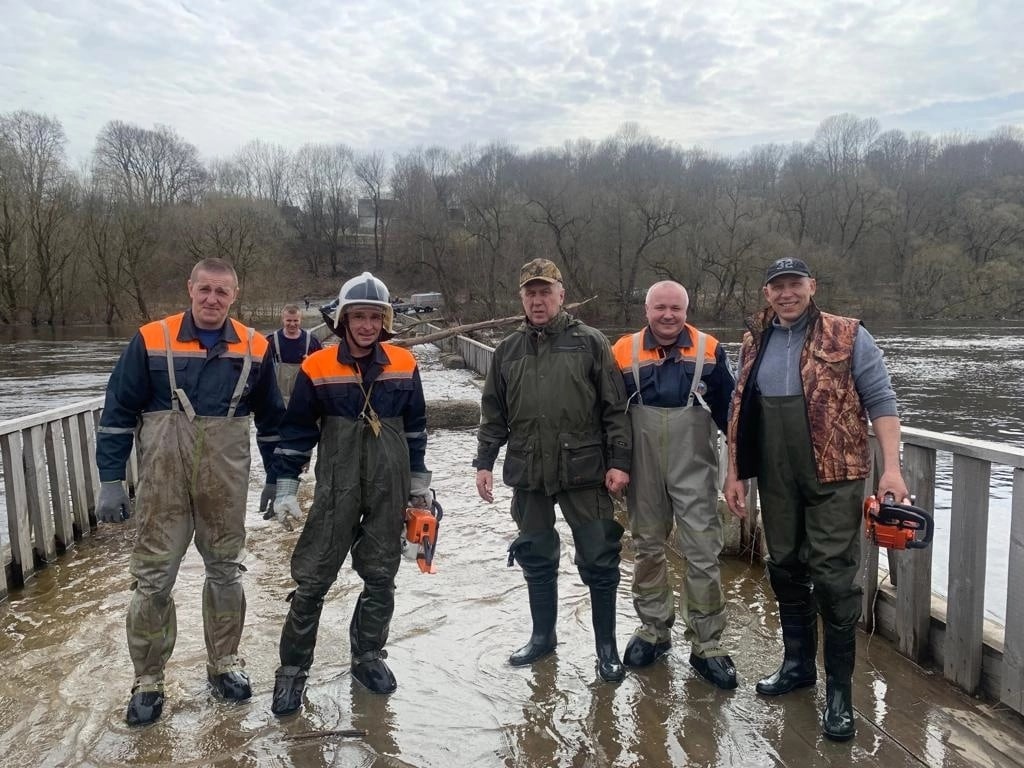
left=519, top=258, right=563, bottom=287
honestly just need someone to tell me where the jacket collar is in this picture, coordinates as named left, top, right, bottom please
left=179, top=310, right=240, bottom=344
left=522, top=310, right=574, bottom=337
left=642, top=325, right=693, bottom=351
left=336, top=335, right=390, bottom=368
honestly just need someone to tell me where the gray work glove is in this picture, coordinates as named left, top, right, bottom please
left=96, top=480, right=131, bottom=523
left=259, top=482, right=276, bottom=519
left=408, top=471, right=432, bottom=510
left=274, top=477, right=302, bottom=531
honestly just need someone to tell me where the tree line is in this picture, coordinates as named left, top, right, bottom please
left=1, top=110, right=1022, bottom=327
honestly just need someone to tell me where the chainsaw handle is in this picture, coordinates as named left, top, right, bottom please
left=901, top=501, right=935, bottom=546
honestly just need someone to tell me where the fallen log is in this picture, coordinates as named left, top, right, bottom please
left=425, top=399, right=480, bottom=429
left=283, top=728, right=367, bottom=741
left=390, top=297, right=595, bottom=348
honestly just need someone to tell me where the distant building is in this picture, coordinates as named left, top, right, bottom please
left=357, top=198, right=398, bottom=233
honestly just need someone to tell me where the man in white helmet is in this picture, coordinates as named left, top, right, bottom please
left=269, top=272, right=430, bottom=717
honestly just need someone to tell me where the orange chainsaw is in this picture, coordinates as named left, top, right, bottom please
left=404, top=490, right=444, bottom=574
left=863, top=493, right=934, bottom=550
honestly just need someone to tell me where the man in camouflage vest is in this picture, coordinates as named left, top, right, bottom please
left=724, top=257, right=910, bottom=742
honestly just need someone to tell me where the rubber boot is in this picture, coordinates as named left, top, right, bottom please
left=821, top=621, right=856, bottom=741
left=509, top=579, right=558, bottom=666
left=756, top=601, right=818, bottom=696
left=590, top=585, right=624, bottom=682
left=271, top=666, right=308, bottom=716
left=351, top=653, right=398, bottom=694
left=126, top=689, right=164, bottom=726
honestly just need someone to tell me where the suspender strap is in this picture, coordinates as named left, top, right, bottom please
left=686, top=331, right=711, bottom=413
left=629, top=330, right=645, bottom=409
left=227, top=328, right=255, bottom=418
left=272, top=332, right=282, bottom=363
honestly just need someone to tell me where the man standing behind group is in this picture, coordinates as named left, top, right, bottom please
left=259, top=304, right=323, bottom=519
left=611, top=281, right=738, bottom=689
left=473, top=258, right=631, bottom=683
left=267, top=304, right=323, bottom=406
left=724, top=257, right=910, bottom=742
left=270, top=271, right=429, bottom=717
left=95, top=257, right=285, bottom=726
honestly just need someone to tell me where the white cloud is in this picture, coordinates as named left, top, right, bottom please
left=2, top=0, right=1021, bottom=162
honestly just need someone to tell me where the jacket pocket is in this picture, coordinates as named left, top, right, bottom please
left=558, top=432, right=605, bottom=489
left=502, top=435, right=536, bottom=488
left=811, top=346, right=852, bottom=373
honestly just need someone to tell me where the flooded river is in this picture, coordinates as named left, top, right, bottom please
left=2, top=322, right=1024, bottom=767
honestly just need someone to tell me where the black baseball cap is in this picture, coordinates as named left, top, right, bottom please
left=764, top=257, right=812, bottom=285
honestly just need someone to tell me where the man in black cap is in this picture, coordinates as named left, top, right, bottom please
left=473, top=258, right=632, bottom=683
left=724, top=256, right=910, bottom=742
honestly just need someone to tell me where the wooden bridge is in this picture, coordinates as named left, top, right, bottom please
left=1, top=328, right=1023, bottom=766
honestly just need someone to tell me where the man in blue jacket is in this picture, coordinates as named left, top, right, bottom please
left=95, top=257, right=284, bottom=726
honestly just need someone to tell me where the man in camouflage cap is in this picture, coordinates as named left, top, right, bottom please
left=473, top=258, right=632, bottom=683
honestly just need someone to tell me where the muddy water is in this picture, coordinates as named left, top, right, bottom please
left=3, top=439, right=1023, bottom=767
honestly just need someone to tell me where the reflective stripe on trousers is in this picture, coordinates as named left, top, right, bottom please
left=626, top=403, right=726, bottom=655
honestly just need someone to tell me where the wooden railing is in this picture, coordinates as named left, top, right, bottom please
left=3, top=325, right=1023, bottom=717
left=0, top=397, right=128, bottom=593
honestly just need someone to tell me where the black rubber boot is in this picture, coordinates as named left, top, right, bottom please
left=208, top=669, right=252, bottom=701
left=271, top=666, right=308, bottom=716
left=623, top=635, right=671, bottom=668
left=591, top=585, right=624, bottom=682
left=351, top=653, right=397, bottom=694
left=509, top=578, right=558, bottom=666
left=507, top=530, right=560, bottom=667
left=126, top=689, right=164, bottom=726
left=756, top=601, right=818, bottom=696
left=821, top=621, right=857, bottom=741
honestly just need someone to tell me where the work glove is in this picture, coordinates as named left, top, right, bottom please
left=274, top=478, right=302, bottom=531
left=96, top=480, right=131, bottom=523
left=259, top=482, right=276, bottom=519
left=408, top=471, right=432, bottom=510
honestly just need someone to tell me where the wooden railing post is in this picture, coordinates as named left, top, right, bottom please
left=1, top=431, right=36, bottom=586
left=22, top=423, right=57, bottom=566
left=46, top=419, right=76, bottom=550
left=1002, top=467, right=1024, bottom=713
left=62, top=414, right=92, bottom=535
left=894, top=443, right=936, bottom=663
left=945, top=454, right=991, bottom=694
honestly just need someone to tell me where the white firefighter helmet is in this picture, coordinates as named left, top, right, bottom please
left=333, top=271, right=395, bottom=335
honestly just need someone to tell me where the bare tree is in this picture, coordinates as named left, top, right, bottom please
left=0, top=111, right=81, bottom=324
left=0, top=133, right=27, bottom=323
left=292, top=143, right=356, bottom=277
left=234, top=139, right=292, bottom=206
left=390, top=146, right=464, bottom=309
left=459, top=142, right=520, bottom=316
left=182, top=195, right=286, bottom=317
left=354, top=150, right=392, bottom=270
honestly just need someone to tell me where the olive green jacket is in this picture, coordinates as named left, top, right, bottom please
left=473, top=312, right=631, bottom=495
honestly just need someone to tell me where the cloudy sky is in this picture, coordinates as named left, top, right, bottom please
left=3, top=0, right=1022, bottom=163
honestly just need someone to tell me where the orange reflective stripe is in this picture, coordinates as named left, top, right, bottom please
left=138, top=313, right=266, bottom=361
left=301, top=343, right=417, bottom=386
left=380, top=344, right=417, bottom=374
left=612, top=324, right=718, bottom=370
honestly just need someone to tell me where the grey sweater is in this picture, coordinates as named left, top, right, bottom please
left=754, top=312, right=899, bottom=420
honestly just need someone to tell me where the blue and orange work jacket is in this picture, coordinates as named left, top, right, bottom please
left=611, top=324, right=734, bottom=433
left=274, top=336, right=428, bottom=479
left=96, top=310, right=284, bottom=481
